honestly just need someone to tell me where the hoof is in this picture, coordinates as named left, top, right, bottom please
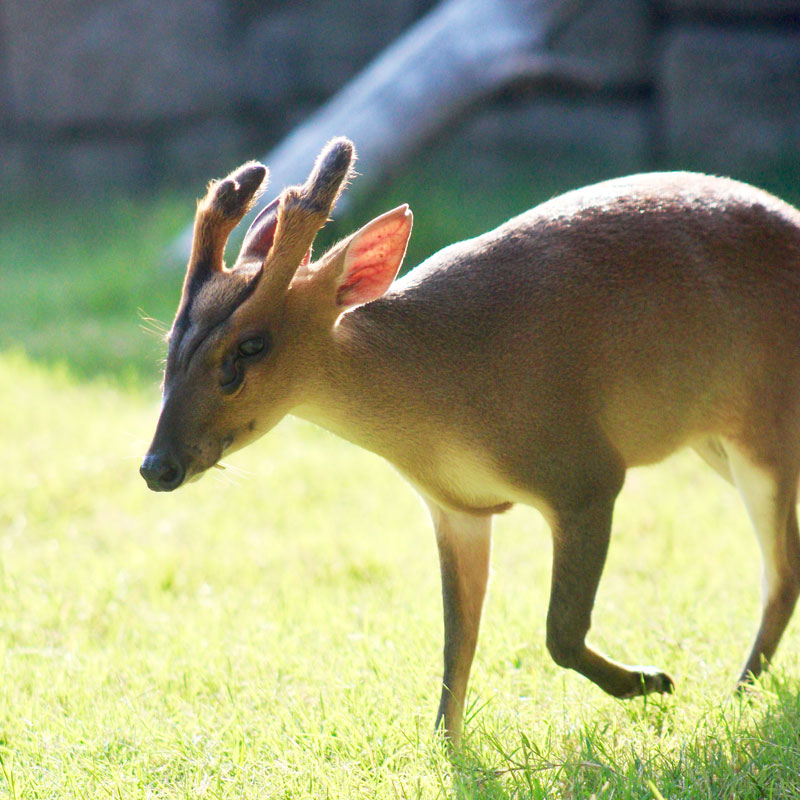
left=620, top=666, right=675, bottom=698
left=734, top=674, right=762, bottom=697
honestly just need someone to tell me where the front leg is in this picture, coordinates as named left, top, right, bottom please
left=428, top=502, right=493, bottom=746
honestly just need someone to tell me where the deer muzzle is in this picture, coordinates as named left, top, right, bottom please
left=140, top=450, right=186, bottom=492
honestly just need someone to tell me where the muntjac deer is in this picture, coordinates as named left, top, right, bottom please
left=142, top=138, right=800, bottom=745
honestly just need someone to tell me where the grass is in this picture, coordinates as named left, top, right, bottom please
left=0, top=195, right=187, bottom=383
left=2, top=166, right=800, bottom=798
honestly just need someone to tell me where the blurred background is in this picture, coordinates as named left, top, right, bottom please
left=2, top=0, right=799, bottom=193
left=1, top=0, right=800, bottom=381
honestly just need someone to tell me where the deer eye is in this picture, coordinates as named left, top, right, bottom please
left=220, top=335, right=268, bottom=394
left=238, top=336, right=265, bottom=358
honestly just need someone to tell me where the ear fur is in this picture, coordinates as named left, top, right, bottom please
left=333, top=205, right=413, bottom=310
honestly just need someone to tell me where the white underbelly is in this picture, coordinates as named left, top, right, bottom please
left=397, top=441, right=522, bottom=514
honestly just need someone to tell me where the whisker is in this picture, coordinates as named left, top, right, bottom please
left=216, top=460, right=253, bottom=479
left=211, top=468, right=242, bottom=487
left=138, top=309, right=170, bottom=339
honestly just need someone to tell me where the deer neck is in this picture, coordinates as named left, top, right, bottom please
left=294, top=295, right=432, bottom=455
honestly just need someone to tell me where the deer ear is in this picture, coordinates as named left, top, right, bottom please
left=239, top=195, right=281, bottom=263
left=335, top=205, right=413, bottom=309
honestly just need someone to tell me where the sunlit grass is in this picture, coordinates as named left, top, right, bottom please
left=1, top=352, right=799, bottom=798
left=2, top=180, right=800, bottom=797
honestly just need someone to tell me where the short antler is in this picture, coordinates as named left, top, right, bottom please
left=275, top=137, right=355, bottom=247
left=247, top=138, right=356, bottom=297
left=301, top=137, right=355, bottom=215
left=186, top=161, right=268, bottom=289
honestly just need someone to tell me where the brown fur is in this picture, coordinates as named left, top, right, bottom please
left=143, top=141, right=800, bottom=746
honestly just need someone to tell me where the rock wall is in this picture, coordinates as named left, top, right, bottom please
left=0, top=0, right=798, bottom=196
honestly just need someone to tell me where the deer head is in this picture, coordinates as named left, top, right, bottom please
left=141, top=138, right=412, bottom=490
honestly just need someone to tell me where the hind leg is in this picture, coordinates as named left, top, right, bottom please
left=546, top=491, right=675, bottom=697
left=724, top=442, right=800, bottom=683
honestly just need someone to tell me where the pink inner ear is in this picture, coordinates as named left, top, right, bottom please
left=336, top=252, right=388, bottom=306
left=240, top=196, right=280, bottom=262
left=252, top=224, right=275, bottom=255
left=336, top=206, right=412, bottom=308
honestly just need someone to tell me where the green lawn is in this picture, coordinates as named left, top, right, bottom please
left=2, top=176, right=800, bottom=798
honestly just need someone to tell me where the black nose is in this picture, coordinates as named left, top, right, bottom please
left=140, top=452, right=186, bottom=492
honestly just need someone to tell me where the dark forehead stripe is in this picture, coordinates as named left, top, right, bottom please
left=168, top=267, right=261, bottom=371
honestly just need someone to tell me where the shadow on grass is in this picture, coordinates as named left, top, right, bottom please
left=447, top=675, right=800, bottom=799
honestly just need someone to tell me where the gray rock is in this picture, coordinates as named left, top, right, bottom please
left=2, top=0, right=235, bottom=126
left=0, top=37, right=10, bottom=123
left=459, top=96, right=650, bottom=179
left=551, top=0, right=653, bottom=86
left=655, top=0, right=800, bottom=18
left=659, top=25, right=800, bottom=173
left=160, top=118, right=253, bottom=186
left=41, top=138, right=154, bottom=195
left=0, top=138, right=30, bottom=189
left=238, top=0, right=429, bottom=111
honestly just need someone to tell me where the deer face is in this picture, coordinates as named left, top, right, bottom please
left=140, top=138, right=412, bottom=491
